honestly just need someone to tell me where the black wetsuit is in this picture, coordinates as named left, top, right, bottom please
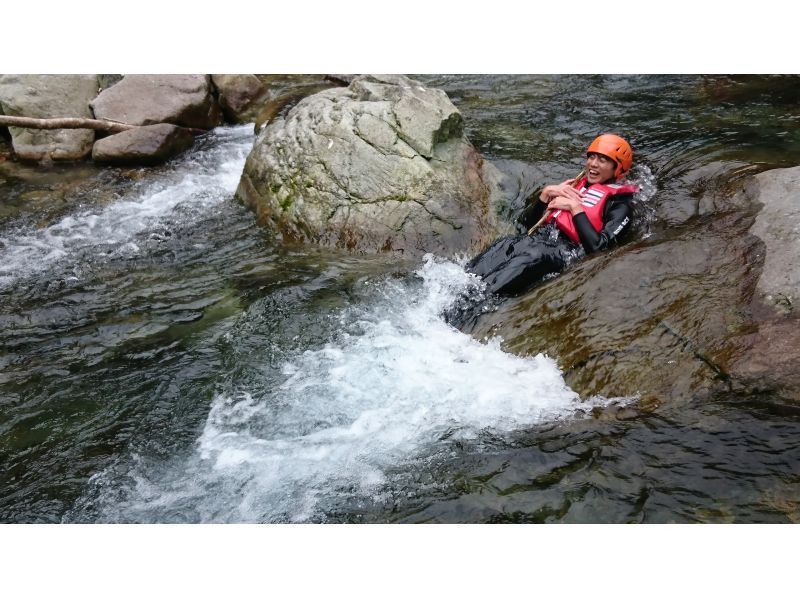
left=466, top=187, right=633, bottom=297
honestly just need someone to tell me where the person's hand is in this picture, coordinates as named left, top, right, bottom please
left=540, top=180, right=583, bottom=204
left=548, top=195, right=584, bottom=215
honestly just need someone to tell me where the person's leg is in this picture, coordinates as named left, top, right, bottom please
left=467, top=234, right=569, bottom=296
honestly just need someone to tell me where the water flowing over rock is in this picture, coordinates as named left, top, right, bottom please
left=92, top=123, right=194, bottom=166
left=235, top=74, right=510, bottom=256
left=0, top=74, right=99, bottom=161
left=90, top=75, right=222, bottom=130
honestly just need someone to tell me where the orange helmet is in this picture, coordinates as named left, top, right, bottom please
left=587, top=134, right=633, bottom=179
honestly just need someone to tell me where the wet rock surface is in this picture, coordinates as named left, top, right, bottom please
left=464, top=164, right=800, bottom=403
left=465, top=214, right=762, bottom=403
left=0, top=75, right=99, bottom=161
left=726, top=166, right=800, bottom=400
left=236, top=74, right=511, bottom=256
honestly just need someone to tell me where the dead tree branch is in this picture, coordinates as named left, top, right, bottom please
left=0, top=115, right=136, bottom=133
left=0, top=116, right=208, bottom=136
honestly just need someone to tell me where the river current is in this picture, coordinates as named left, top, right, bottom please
left=2, top=75, right=800, bottom=523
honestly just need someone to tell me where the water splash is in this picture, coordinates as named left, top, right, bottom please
left=0, top=126, right=254, bottom=287
left=68, top=255, right=629, bottom=523
left=628, top=163, right=658, bottom=239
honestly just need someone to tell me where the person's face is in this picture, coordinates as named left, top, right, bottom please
left=585, top=152, right=617, bottom=184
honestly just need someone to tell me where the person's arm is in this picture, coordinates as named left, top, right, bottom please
left=517, top=180, right=582, bottom=231
left=572, top=195, right=633, bottom=253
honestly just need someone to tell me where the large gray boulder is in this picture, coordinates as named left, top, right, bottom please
left=91, top=75, right=222, bottom=130
left=0, top=74, right=99, bottom=161
left=92, top=123, right=194, bottom=166
left=235, top=74, right=510, bottom=256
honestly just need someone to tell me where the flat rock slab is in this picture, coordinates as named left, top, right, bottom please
left=91, top=75, right=222, bottom=130
left=92, top=123, right=194, bottom=166
left=0, top=74, right=98, bottom=161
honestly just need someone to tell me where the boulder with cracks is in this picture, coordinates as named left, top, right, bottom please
left=235, top=74, right=511, bottom=256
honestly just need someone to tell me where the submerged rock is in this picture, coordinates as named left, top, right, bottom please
left=235, top=74, right=510, bottom=256
left=91, top=123, right=194, bottom=166
left=91, top=75, right=222, bottom=130
left=0, top=74, right=99, bottom=161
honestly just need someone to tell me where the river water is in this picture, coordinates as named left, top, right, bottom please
left=2, top=75, right=800, bottom=523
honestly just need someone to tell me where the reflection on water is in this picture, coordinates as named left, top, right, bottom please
left=3, top=75, right=800, bottom=523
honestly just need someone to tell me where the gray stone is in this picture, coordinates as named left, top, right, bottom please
left=746, top=165, right=800, bottom=315
left=236, top=74, right=510, bottom=256
left=349, top=74, right=462, bottom=159
left=91, top=75, right=222, bottom=129
left=0, top=74, right=99, bottom=161
left=92, top=123, right=194, bottom=166
left=211, top=74, right=266, bottom=123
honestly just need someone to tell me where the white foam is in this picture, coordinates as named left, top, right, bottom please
left=77, top=256, right=627, bottom=523
left=0, top=125, right=254, bottom=286
left=631, top=163, right=657, bottom=204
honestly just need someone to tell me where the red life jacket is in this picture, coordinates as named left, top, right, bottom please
left=545, top=177, right=639, bottom=244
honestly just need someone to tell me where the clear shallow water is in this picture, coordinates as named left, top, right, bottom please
left=3, top=75, right=800, bottom=523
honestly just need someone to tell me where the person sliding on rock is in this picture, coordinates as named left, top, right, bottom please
left=466, top=134, right=639, bottom=297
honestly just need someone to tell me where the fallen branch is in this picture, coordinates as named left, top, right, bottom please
left=0, top=115, right=208, bottom=136
left=0, top=115, right=136, bottom=133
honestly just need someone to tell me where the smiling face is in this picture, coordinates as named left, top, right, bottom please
left=585, top=152, right=617, bottom=184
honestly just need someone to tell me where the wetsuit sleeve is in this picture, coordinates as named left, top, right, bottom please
left=573, top=194, right=633, bottom=253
